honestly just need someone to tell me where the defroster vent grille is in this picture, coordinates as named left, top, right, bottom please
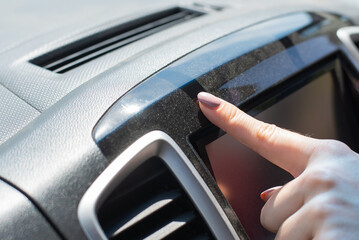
left=97, top=157, right=214, bottom=240
left=30, top=7, right=204, bottom=73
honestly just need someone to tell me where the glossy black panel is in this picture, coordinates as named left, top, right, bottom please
left=94, top=12, right=346, bottom=143
left=93, top=12, right=354, bottom=239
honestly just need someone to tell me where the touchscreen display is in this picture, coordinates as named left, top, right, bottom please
left=204, top=73, right=339, bottom=239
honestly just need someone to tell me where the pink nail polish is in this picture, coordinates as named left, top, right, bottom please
left=197, top=92, right=221, bottom=108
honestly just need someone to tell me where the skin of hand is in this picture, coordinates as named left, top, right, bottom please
left=197, top=92, right=359, bottom=240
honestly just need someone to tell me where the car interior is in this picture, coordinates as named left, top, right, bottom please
left=0, top=1, right=359, bottom=239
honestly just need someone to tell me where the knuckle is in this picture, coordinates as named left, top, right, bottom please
left=256, top=123, right=278, bottom=145
left=316, top=230, right=342, bottom=240
left=260, top=204, right=278, bottom=233
left=226, top=107, right=244, bottom=127
left=309, top=198, right=335, bottom=220
left=318, top=139, right=350, bottom=155
left=316, top=217, right=353, bottom=240
left=260, top=208, right=272, bottom=232
left=309, top=195, right=347, bottom=221
left=301, top=169, right=337, bottom=191
left=260, top=208, right=268, bottom=229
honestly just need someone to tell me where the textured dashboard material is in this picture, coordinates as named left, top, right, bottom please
left=0, top=179, right=60, bottom=240
left=0, top=85, right=39, bottom=144
left=0, top=0, right=358, bottom=113
left=0, top=0, right=358, bottom=145
left=0, top=6, right=281, bottom=235
left=0, top=2, right=220, bottom=112
left=0, top=1, right=357, bottom=240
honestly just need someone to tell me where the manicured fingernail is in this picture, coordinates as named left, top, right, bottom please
left=197, top=92, right=221, bottom=108
left=260, top=186, right=282, bottom=202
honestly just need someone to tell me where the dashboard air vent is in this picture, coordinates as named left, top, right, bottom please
left=78, top=131, right=238, bottom=240
left=98, top=156, right=214, bottom=240
left=30, top=7, right=204, bottom=73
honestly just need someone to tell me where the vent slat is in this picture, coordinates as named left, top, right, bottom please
left=109, top=191, right=187, bottom=239
left=162, top=214, right=213, bottom=240
left=105, top=168, right=167, bottom=204
left=51, top=17, right=190, bottom=73
left=30, top=7, right=204, bottom=73
left=44, top=11, right=192, bottom=71
left=111, top=190, right=181, bottom=236
left=97, top=157, right=215, bottom=240
left=143, top=212, right=196, bottom=240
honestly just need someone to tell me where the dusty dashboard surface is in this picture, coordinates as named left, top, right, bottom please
left=0, top=1, right=358, bottom=240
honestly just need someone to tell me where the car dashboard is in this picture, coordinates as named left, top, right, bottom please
left=0, top=1, right=359, bottom=240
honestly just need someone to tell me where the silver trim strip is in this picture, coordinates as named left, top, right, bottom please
left=337, top=26, right=359, bottom=63
left=78, top=131, right=239, bottom=240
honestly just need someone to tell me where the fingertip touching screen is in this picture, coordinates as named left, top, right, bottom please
left=194, top=70, right=351, bottom=239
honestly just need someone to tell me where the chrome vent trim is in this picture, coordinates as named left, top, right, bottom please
left=337, top=26, right=359, bottom=63
left=30, top=7, right=204, bottom=73
left=78, top=131, right=239, bottom=240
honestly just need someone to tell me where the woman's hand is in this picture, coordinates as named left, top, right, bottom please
left=197, top=92, right=359, bottom=240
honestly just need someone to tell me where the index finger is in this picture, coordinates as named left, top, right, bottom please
left=197, top=92, right=318, bottom=177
